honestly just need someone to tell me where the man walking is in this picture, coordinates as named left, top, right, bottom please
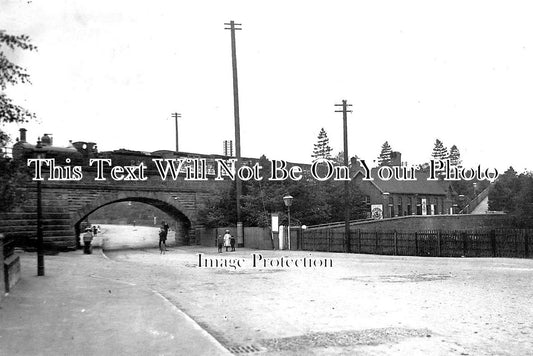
left=159, top=227, right=167, bottom=254
left=162, top=221, right=170, bottom=250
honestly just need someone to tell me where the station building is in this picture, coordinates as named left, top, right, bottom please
left=351, top=153, right=455, bottom=219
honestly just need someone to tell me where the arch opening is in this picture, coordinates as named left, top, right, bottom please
left=74, top=197, right=192, bottom=249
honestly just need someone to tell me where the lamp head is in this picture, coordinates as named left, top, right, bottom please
left=283, top=195, right=293, bottom=207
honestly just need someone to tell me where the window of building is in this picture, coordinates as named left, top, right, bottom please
left=416, top=197, right=422, bottom=215
left=397, top=196, right=403, bottom=216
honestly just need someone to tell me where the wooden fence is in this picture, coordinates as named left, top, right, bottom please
left=301, top=228, right=533, bottom=258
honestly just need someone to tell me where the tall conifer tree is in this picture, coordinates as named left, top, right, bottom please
left=448, top=145, right=461, bottom=167
left=311, top=128, right=333, bottom=161
left=377, top=141, right=393, bottom=166
left=431, top=139, right=448, bottom=161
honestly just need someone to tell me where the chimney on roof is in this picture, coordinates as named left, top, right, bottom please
left=223, top=140, right=233, bottom=156
left=390, top=151, right=402, bottom=166
left=19, top=128, right=27, bottom=142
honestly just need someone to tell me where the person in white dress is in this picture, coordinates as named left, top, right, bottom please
left=223, top=230, right=232, bottom=252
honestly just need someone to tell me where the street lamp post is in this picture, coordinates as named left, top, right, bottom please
left=34, top=139, right=45, bottom=276
left=283, top=195, right=293, bottom=250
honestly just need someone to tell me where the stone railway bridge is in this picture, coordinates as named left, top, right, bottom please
left=0, top=166, right=231, bottom=250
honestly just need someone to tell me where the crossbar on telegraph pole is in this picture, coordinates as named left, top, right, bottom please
left=335, top=100, right=353, bottom=253
left=171, top=112, right=181, bottom=152
left=224, top=20, right=244, bottom=246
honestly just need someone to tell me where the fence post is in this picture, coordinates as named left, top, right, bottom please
left=347, top=228, right=352, bottom=254
left=414, top=232, right=418, bottom=256
left=345, top=229, right=349, bottom=253
left=462, top=231, right=468, bottom=257
left=437, top=231, right=441, bottom=257
left=490, top=230, right=496, bottom=257
left=515, top=230, right=518, bottom=257
left=0, top=234, right=5, bottom=296
left=358, top=230, right=361, bottom=253
left=375, top=231, right=379, bottom=254
left=524, top=231, right=529, bottom=258
left=394, top=230, right=398, bottom=256
left=327, top=229, right=331, bottom=252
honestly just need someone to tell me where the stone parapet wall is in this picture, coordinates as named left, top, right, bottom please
left=308, top=214, right=513, bottom=233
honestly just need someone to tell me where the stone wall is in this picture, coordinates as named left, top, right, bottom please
left=308, top=213, right=513, bottom=233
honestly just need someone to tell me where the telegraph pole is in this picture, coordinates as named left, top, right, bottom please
left=171, top=112, right=181, bottom=152
left=224, top=20, right=244, bottom=246
left=335, top=100, right=352, bottom=253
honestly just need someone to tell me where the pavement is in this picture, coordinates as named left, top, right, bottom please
left=0, top=250, right=231, bottom=356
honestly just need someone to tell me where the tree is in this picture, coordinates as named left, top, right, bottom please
left=488, top=167, right=533, bottom=227
left=1, top=31, right=37, bottom=143
left=488, top=167, right=519, bottom=212
left=448, top=145, right=461, bottom=167
left=0, top=31, right=37, bottom=212
left=311, top=128, right=333, bottom=161
left=197, top=154, right=369, bottom=228
left=431, top=139, right=448, bottom=161
left=512, top=173, right=533, bottom=227
left=377, top=141, right=393, bottom=166
left=331, top=151, right=344, bottom=165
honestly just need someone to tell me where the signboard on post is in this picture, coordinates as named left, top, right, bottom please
left=271, top=213, right=279, bottom=232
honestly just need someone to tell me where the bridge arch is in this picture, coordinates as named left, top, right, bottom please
left=2, top=148, right=233, bottom=250
left=73, top=190, right=195, bottom=247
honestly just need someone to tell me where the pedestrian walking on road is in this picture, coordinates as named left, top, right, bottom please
left=159, top=228, right=167, bottom=254
left=161, top=221, right=170, bottom=251
left=83, top=228, right=94, bottom=254
left=223, top=229, right=231, bottom=252
left=217, top=235, right=224, bottom=253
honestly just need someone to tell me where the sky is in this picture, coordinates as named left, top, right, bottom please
left=1, top=0, right=532, bottom=172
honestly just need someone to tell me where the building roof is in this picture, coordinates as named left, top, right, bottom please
left=354, top=168, right=450, bottom=196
